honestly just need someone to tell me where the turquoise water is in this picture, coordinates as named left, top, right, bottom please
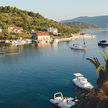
left=0, top=29, right=108, bottom=108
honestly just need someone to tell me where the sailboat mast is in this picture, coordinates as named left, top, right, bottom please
left=106, top=23, right=108, bottom=40
left=83, top=35, right=86, bottom=47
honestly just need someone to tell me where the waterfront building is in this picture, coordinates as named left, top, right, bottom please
left=0, top=29, right=2, bottom=32
left=32, top=32, right=51, bottom=43
left=48, top=27, right=58, bottom=35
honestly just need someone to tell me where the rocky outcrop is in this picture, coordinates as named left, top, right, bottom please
left=72, top=81, right=108, bottom=108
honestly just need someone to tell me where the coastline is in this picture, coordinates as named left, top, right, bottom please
left=52, top=33, right=96, bottom=42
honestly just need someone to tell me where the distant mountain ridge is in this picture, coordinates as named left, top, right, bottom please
left=64, top=22, right=101, bottom=29
left=61, top=15, right=108, bottom=28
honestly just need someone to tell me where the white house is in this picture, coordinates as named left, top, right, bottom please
left=8, top=25, right=23, bottom=33
left=48, top=27, right=58, bottom=35
left=32, top=32, right=51, bottom=43
left=13, top=27, right=23, bottom=33
left=0, top=29, right=2, bottom=32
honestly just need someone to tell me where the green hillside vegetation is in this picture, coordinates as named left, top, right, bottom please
left=64, top=22, right=101, bottom=30
left=0, top=6, right=79, bottom=39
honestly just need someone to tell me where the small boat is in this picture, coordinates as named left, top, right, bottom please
left=73, top=73, right=93, bottom=90
left=5, top=40, right=10, bottom=44
left=53, top=38, right=59, bottom=43
left=25, top=39, right=32, bottom=44
left=98, top=40, right=108, bottom=46
left=70, top=35, right=86, bottom=50
left=10, top=39, right=32, bottom=46
left=70, top=44, right=86, bottom=50
left=10, top=40, right=18, bottom=46
left=50, top=92, right=78, bottom=108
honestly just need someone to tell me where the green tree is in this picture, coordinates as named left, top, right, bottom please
left=87, top=50, right=108, bottom=88
left=3, top=29, right=10, bottom=39
left=0, top=32, right=4, bottom=39
left=0, top=6, right=80, bottom=37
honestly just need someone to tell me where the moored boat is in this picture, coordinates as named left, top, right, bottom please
left=25, top=39, right=32, bottom=44
left=5, top=40, right=10, bottom=44
left=10, top=40, right=18, bottom=45
left=53, top=38, right=59, bottom=43
left=50, top=92, right=78, bottom=108
left=73, top=73, right=93, bottom=90
left=9, top=39, right=32, bottom=46
left=98, top=40, right=108, bottom=46
left=70, top=44, right=86, bottom=50
left=70, top=35, right=86, bottom=50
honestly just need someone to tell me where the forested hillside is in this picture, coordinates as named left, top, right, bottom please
left=0, top=6, right=79, bottom=34
left=64, top=22, right=101, bottom=29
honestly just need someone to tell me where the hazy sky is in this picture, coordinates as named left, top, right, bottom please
left=0, top=0, right=108, bottom=21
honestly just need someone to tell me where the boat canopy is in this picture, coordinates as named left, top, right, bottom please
left=77, top=76, right=85, bottom=79
left=99, top=40, right=107, bottom=43
left=73, top=73, right=83, bottom=77
left=54, top=92, right=63, bottom=100
left=77, top=77, right=87, bottom=80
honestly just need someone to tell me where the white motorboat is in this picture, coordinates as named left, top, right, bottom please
left=73, top=73, right=93, bottom=90
left=73, top=73, right=83, bottom=77
left=10, top=40, right=18, bottom=45
left=25, top=39, right=32, bottom=44
left=5, top=40, right=10, bottom=44
left=70, top=44, right=86, bottom=50
left=50, top=92, right=78, bottom=108
left=10, top=39, right=32, bottom=46
left=53, top=38, right=59, bottom=43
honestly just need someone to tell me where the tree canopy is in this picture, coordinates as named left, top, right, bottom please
left=0, top=6, right=80, bottom=34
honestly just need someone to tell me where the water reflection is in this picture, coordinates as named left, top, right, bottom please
left=98, top=46, right=107, bottom=49
left=0, top=29, right=103, bottom=108
left=52, top=43, right=58, bottom=52
left=36, top=42, right=51, bottom=48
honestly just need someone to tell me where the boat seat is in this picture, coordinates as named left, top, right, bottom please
left=55, top=97, right=63, bottom=101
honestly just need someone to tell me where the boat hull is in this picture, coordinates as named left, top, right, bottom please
left=70, top=47, right=86, bottom=50
left=50, top=99, right=74, bottom=108
left=73, top=79, right=93, bottom=90
left=98, top=43, right=108, bottom=46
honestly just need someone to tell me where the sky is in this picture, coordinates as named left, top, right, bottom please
left=0, top=0, right=108, bottom=21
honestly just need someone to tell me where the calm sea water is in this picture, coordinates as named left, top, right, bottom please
left=0, top=29, right=108, bottom=108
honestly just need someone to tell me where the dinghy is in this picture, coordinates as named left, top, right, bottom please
left=50, top=92, right=78, bottom=108
left=73, top=73, right=93, bottom=90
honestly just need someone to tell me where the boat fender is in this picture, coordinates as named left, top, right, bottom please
left=55, top=102, right=59, bottom=106
left=66, top=99, right=68, bottom=103
left=16, top=68, right=19, bottom=71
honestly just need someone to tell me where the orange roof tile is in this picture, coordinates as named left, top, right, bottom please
left=37, top=33, right=49, bottom=36
left=8, top=25, right=14, bottom=27
left=14, top=27, right=23, bottom=30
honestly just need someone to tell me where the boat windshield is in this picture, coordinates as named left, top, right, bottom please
left=100, top=40, right=107, bottom=43
left=74, top=73, right=83, bottom=77
left=77, top=77, right=87, bottom=81
left=54, top=92, right=63, bottom=100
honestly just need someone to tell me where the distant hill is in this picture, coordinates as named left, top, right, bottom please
left=61, top=16, right=108, bottom=28
left=64, top=22, right=101, bottom=29
left=0, top=6, right=79, bottom=34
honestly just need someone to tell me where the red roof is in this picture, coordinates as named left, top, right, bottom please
left=8, top=25, right=14, bottom=28
left=14, top=27, right=23, bottom=30
left=8, top=26, right=23, bottom=30
left=37, top=33, right=49, bottom=36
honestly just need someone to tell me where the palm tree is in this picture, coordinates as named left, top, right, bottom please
left=87, top=50, right=108, bottom=88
